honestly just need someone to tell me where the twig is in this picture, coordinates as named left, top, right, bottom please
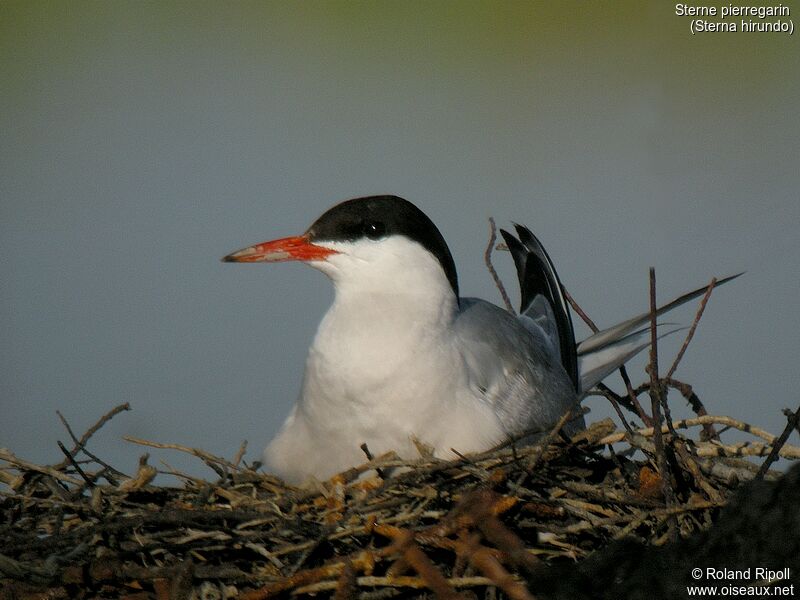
left=457, top=531, right=535, bottom=600
left=289, top=524, right=338, bottom=576
left=618, top=367, right=653, bottom=426
left=0, top=449, right=83, bottom=487
left=666, top=277, right=717, bottom=380
left=665, top=379, right=718, bottom=441
left=558, top=500, right=721, bottom=535
left=360, top=442, right=386, bottom=479
left=566, top=289, right=652, bottom=425
left=671, top=438, right=725, bottom=503
left=594, top=385, right=636, bottom=435
left=378, top=527, right=463, bottom=600
left=56, top=409, right=82, bottom=454
left=474, top=512, right=543, bottom=577
left=646, top=269, right=676, bottom=522
left=528, top=408, right=580, bottom=473
left=53, top=403, right=131, bottom=470
left=360, top=443, right=374, bottom=462
left=74, top=402, right=131, bottom=447
left=241, top=556, right=362, bottom=600
left=123, top=436, right=241, bottom=475
left=233, top=440, right=248, bottom=469
left=598, top=415, right=785, bottom=446
left=563, top=287, right=598, bottom=332
left=695, top=440, right=800, bottom=460
left=56, top=440, right=95, bottom=489
left=785, top=408, right=800, bottom=436
left=622, top=433, right=800, bottom=465
left=633, top=379, right=718, bottom=440
left=755, top=404, right=800, bottom=479
left=608, top=394, right=635, bottom=435
left=56, top=410, right=128, bottom=482
left=485, top=217, right=515, bottom=314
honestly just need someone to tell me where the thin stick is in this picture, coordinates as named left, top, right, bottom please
left=619, top=366, right=653, bottom=426
left=232, top=440, right=248, bottom=469
left=56, top=441, right=94, bottom=489
left=647, top=269, right=665, bottom=456
left=70, top=402, right=130, bottom=452
left=485, top=217, right=515, bottom=314
left=666, top=278, right=717, bottom=380
left=458, top=532, right=535, bottom=600
left=665, top=378, right=718, bottom=440
left=56, top=410, right=128, bottom=481
left=563, top=287, right=599, bottom=332
left=755, top=404, right=800, bottom=479
left=53, top=403, right=131, bottom=470
left=785, top=408, right=800, bottom=436
left=360, top=442, right=385, bottom=479
left=672, top=439, right=725, bottom=504
left=647, top=268, right=677, bottom=539
left=633, top=378, right=718, bottom=440
left=0, top=449, right=83, bottom=487
left=597, top=415, right=789, bottom=446
left=528, top=408, right=581, bottom=473
left=565, top=288, right=651, bottom=424
left=695, top=441, right=800, bottom=460
left=123, top=436, right=241, bottom=473
left=56, top=410, right=81, bottom=451
left=559, top=500, right=721, bottom=535
left=388, top=529, right=463, bottom=600
left=604, top=393, right=636, bottom=436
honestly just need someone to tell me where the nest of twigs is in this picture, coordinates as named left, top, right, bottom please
left=3, top=267, right=800, bottom=599
left=3, top=400, right=800, bottom=600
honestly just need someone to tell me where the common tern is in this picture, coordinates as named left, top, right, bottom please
left=223, top=195, right=737, bottom=484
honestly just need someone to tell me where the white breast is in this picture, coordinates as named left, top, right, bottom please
left=262, top=236, right=505, bottom=483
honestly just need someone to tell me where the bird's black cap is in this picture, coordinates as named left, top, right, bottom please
left=307, top=195, right=459, bottom=298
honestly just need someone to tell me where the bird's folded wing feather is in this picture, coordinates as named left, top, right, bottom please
left=453, top=298, right=581, bottom=436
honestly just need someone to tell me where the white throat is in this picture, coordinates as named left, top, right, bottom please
left=313, top=236, right=456, bottom=304
left=308, top=236, right=459, bottom=382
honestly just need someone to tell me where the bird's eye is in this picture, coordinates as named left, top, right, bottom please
left=363, top=221, right=386, bottom=240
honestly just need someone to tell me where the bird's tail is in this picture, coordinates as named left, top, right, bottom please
left=500, top=225, right=579, bottom=391
left=576, top=273, right=742, bottom=393
left=500, top=224, right=741, bottom=396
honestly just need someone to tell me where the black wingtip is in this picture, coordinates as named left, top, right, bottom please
left=498, top=227, right=516, bottom=247
left=499, top=228, right=526, bottom=266
left=502, top=223, right=579, bottom=391
left=716, top=272, right=745, bottom=286
left=512, top=222, right=534, bottom=243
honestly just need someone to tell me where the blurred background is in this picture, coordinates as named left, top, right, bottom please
left=2, top=2, right=798, bottom=480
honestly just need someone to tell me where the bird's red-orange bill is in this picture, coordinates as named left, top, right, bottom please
left=222, top=235, right=338, bottom=263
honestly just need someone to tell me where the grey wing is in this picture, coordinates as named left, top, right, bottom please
left=453, top=298, right=584, bottom=438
